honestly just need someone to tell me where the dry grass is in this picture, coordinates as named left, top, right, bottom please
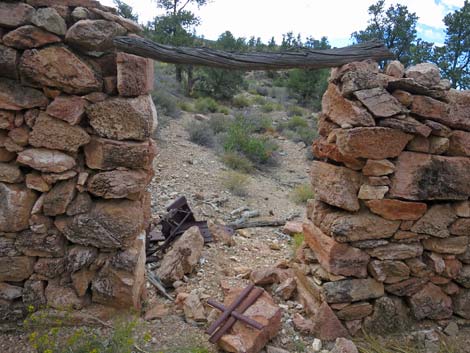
left=221, top=171, right=249, bottom=196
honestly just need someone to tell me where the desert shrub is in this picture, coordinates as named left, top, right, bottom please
left=178, top=101, right=195, bottom=112
left=256, top=86, right=269, bottom=96
left=291, top=233, right=305, bottom=252
left=207, top=114, right=233, bottom=134
left=221, top=152, right=254, bottom=173
left=287, top=104, right=307, bottom=117
left=194, top=67, right=245, bottom=100
left=232, top=94, right=251, bottom=108
left=194, top=97, right=219, bottom=113
left=223, top=118, right=277, bottom=165
left=152, top=89, right=180, bottom=118
left=186, top=120, right=214, bottom=147
left=261, top=101, right=282, bottom=113
left=287, top=68, right=329, bottom=110
left=218, top=105, right=231, bottom=115
left=250, top=95, right=267, bottom=105
left=25, top=310, right=147, bottom=353
left=277, top=116, right=318, bottom=145
left=287, top=116, right=309, bottom=129
left=291, top=183, right=314, bottom=204
left=221, top=171, right=249, bottom=196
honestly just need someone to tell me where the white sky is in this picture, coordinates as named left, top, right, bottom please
left=100, top=0, right=464, bottom=46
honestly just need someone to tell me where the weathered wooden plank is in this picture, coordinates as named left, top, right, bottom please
left=113, top=37, right=394, bottom=70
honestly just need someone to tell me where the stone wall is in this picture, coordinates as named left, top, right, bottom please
left=0, top=0, right=156, bottom=320
left=306, top=60, right=470, bottom=334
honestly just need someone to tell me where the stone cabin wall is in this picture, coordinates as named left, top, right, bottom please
left=0, top=0, right=156, bottom=320
left=307, top=59, right=470, bottom=334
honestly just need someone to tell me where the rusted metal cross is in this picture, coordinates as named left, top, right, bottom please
left=206, top=284, right=265, bottom=344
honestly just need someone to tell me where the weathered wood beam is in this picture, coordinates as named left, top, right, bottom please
left=113, top=37, right=394, bottom=70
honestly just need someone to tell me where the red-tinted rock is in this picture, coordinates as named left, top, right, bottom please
left=59, top=199, right=144, bottom=249
left=366, top=243, right=423, bottom=260
left=0, top=183, right=37, bottom=232
left=409, top=283, right=452, bottom=320
left=368, top=260, right=410, bottom=284
left=411, top=95, right=448, bottom=120
left=313, top=201, right=400, bottom=242
left=312, top=302, right=349, bottom=341
left=379, top=116, right=432, bottom=137
left=116, top=52, right=154, bottom=97
left=310, top=161, right=361, bottom=212
left=34, top=258, right=65, bottom=278
left=218, top=285, right=281, bottom=353
left=385, top=61, right=405, bottom=78
left=29, top=113, right=90, bottom=153
left=411, top=204, right=457, bottom=238
left=405, top=63, right=441, bottom=87
left=0, top=2, right=34, bottom=28
left=335, top=302, right=373, bottom=321
left=45, top=280, right=89, bottom=310
left=0, top=256, right=35, bottom=282
left=0, top=162, right=23, bottom=183
left=321, top=84, right=375, bottom=127
left=354, top=87, right=404, bottom=118
left=43, top=178, right=77, bottom=216
left=365, top=199, right=426, bottom=221
left=20, top=46, right=102, bottom=95
left=0, top=79, right=48, bottom=111
left=90, top=8, right=142, bottom=33
left=2, top=25, right=61, bottom=49
left=312, top=138, right=364, bottom=170
left=385, top=277, right=429, bottom=296
left=423, top=236, right=468, bottom=255
left=31, top=7, right=66, bottom=36
left=362, top=159, right=395, bottom=176
left=303, top=221, right=369, bottom=278
left=335, top=127, right=412, bottom=159
left=87, top=95, right=157, bottom=141
left=84, top=136, right=156, bottom=170
left=357, top=185, right=388, bottom=200
left=87, top=169, right=150, bottom=200
left=16, top=229, right=66, bottom=257
left=46, top=95, right=88, bottom=125
left=323, top=278, right=384, bottom=303
left=453, top=288, right=470, bottom=319
left=66, top=19, right=126, bottom=52
left=0, top=44, right=19, bottom=80
left=424, top=119, right=452, bottom=137
left=448, top=130, right=470, bottom=157
left=390, top=152, right=470, bottom=201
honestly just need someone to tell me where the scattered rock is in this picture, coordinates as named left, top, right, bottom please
left=156, top=226, right=204, bottom=285
left=183, top=290, right=206, bottom=322
left=330, top=338, right=359, bottom=353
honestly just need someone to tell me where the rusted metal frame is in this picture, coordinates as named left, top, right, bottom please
left=209, top=287, right=264, bottom=344
left=206, top=283, right=255, bottom=335
left=207, top=299, right=264, bottom=330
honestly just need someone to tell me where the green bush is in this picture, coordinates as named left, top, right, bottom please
left=291, top=184, right=315, bottom=204
left=277, top=116, right=318, bottom=145
left=250, top=95, right=267, bottom=105
left=207, top=114, right=233, bottom=134
left=194, top=67, right=245, bottom=100
left=287, top=105, right=307, bottom=117
left=194, top=97, right=219, bottom=113
left=186, top=120, right=214, bottom=147
left=178, top=101, right=195, bottom=112
left=218, top=105, right=230, bottom=115
left=287, top=116, right=309, bottom=129
left=221, top=171, right=249, bottom=196
left=261, top=101, right=282, bottom=113
left=152, top=89, right=180, bottom=118
left=221, top=152, right=254, bottom=173
left=232, top=94, right=251, bottom=108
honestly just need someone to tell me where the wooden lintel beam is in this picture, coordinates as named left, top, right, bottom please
left=113, top=37, right=394, bottom=71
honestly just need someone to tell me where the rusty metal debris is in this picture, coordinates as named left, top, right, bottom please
left=146, top=196, right=212, bottom=261
left=206, top=284, right=265, bottom=344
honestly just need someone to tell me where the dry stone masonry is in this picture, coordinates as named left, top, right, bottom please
left=0, top=0, right=156, bottom=321
left=308, top=59, right=470, bottom=335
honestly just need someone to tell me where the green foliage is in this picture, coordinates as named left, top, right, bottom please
left=291, top=184, right=314, bottom=204
left=232, top=94, right=251, bottom=108
left=194, top=32, right=246, bottom=100
left=250, top=95, right=267, bottom=105
left=291, top=233, right=305, bottom=253
left=278, top=116, right=318, bottom=145
left=436, top=0, right=470, bottom=89
left=287, top=116, right=309, bottom=129
left=351, top=0, right=418, bottom=67
left=221, top=152, right=254, bottom=173
left=221, top=171, right=249, bottom=196
left=261, top=101, right=282, bottom=113
left=178, top=101, right=195, bottom=112
left=223, top=117, right=277, bottom=165
left=287, top=105, right=307, bottom=117
left=207, top=114, right=232, bottom=134
left=113, top=0, right=138, bottom=22
left=26, top=312, right=145, bottom=353
left=152, top=89, right=181, bottom=118
left=186, top=120, right=214, bottom=147
left=287, top=68, right=329, bottom=109
left=194, top=97, right=219, bottom=113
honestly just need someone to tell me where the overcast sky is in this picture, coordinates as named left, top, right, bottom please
left=100, top=0, right=464, bottom=47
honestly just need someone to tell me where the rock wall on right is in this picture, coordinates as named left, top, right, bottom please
left=306, top=60, right=470, bottom=335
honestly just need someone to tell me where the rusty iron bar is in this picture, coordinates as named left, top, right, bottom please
left=207, top=299, right=264, bottom=330
left=206, top=283, right=254, bottom=335
left=209, top=287, right=264, bottom=344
